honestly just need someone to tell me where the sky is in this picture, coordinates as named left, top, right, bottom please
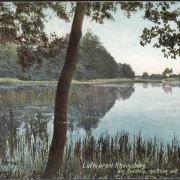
left=44, top=3, right=180, bottom=76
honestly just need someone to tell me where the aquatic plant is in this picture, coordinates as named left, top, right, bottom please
left=62, top=133, right=180, bottom=178
left=0, top=86, right=83, bottom=106
left=0, top=128, right=179, bottom=179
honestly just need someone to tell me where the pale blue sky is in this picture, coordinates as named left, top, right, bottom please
left=44, top=3, right=180, bottom=76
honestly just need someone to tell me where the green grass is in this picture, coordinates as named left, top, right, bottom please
left=1, top=77, right=180, bottom=85
left=165, top=77, right=180, bottom=82
left=0, top=77, right=166, bottom=85
left=73, top=78, right=162, bottom=84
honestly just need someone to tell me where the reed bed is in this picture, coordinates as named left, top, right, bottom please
left=0, top=106, right=179, bottom=178
left=0, top=110, right=50, bottom=179
left=0, top=86, right=83, bottom=105
left=0, top=130, right=179, bottom=179
left=0, top=78, right=57, bottom=84
left=0, top=134, right=49, bottom=179
left=62, top=133, right=180, bottom=178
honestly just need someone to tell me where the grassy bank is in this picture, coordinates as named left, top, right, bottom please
left=1, top=77, right=180, bottom=85
left=165, top=77, right=180, bottom=82
left=73, top=78, right=162, bottom=84
left=0, top=77, right=169, bottom=85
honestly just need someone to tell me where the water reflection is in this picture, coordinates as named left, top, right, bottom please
left=0, top=84, right=135, bottom=157
left=0, top=111, right=49, bottom=178
left=0, top=110, right=50, bottom=159
left=142, top=83, right=148, bottom=88
left=1, top=83, right=180, bottom=155
left=142, top=82, right=180, bottom=95
left=0, top=82, right=180, bottom=177
left=1, top=82, right=180, bottom=137
left=162, top=83, right=172, bottom=94
left=0, top=83, right=136, bottom=177
left=150, top=83, right=162, bottom=88
left=68, top=84, right=135, bottom=132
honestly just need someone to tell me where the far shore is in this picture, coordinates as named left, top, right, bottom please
left=0, top=77, right=180, bottom=85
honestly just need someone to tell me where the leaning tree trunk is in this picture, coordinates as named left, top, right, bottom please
left=44, top=2, right=87, bottom=178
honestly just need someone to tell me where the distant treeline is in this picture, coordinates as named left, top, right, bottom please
left=142, top=72, right=180, bottom=80
left=0, top=29, right=135, bottom=81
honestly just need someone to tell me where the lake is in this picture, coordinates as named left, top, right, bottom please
left=1, top=82, right=180, bottom=144
left=1, top=82, right=180, bottom=178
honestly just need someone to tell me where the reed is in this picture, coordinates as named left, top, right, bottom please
left=0, top=129, right=180, bottom=179
left=61, top=132, right=180, bottom=178
left=0, top=86, right=83, bottom=105
left=0, top=117, right=179, bottom=179
left=0, top=127, right=49, bottom=178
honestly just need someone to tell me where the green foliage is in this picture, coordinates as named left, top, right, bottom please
left=85, top=2, right=117, bottom=24
left=0, top=2, right=179, bottom=73
left=149, top=74, right=163, bottom=80
left=118, top=63, right=135, bottom=78
left=0, top=2, right=179, bottom=80
left=0, top=30, right=126, bottom=81
left=142, top=72, right=149, bottom=79
left=73, top=29, right=120, bottom=80
left=0, top=43, right=19, bottom=78
left=85, top=1, right=180, bottom=59
left=0, top=2, right=66, bottom=70
left=139, top=2, right=180, bottom=59
left=169, top=74, right=180, bottom=78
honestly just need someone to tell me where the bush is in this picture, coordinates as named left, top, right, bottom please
left=142, top=72, right=149, bottom=79
left=149, top=74, right=163, bottom=80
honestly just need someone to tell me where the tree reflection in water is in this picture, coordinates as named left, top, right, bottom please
left=1, top=83, right=180, bottom=177
left=68, top=84, right=135, bottom=132
left=0, top=83, right=135, bottom=175
left=142, top=83, right=149, bottom=88
left=143, top=82, right=180, bottom=94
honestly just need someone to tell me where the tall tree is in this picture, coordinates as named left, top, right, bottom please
left=44, top=2, right=87, bottom=177
left=142, top=72, right=149, bottom=79
left=77, top=29, right=119, bottom=80
left=0, top=2, right=179, bottom=178
left=118, top=63, right=135, bottom=78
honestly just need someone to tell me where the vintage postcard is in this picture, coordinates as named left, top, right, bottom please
left=0, top=1, right=180, bottom=179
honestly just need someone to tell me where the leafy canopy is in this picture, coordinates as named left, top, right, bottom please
left=0, top=30, right=123, bottom=80
left=0, top=2, right=179, bottom=70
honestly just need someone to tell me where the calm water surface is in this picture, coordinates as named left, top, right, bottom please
left=0, top=83, right=180, bottom=144
left=90, top=83, right=180, bottom=143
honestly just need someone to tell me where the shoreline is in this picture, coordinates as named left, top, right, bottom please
left=0, top=77, right=180, bottom=85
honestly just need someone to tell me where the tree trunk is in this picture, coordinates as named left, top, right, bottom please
left=44, top=2, right=87, bottom=178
